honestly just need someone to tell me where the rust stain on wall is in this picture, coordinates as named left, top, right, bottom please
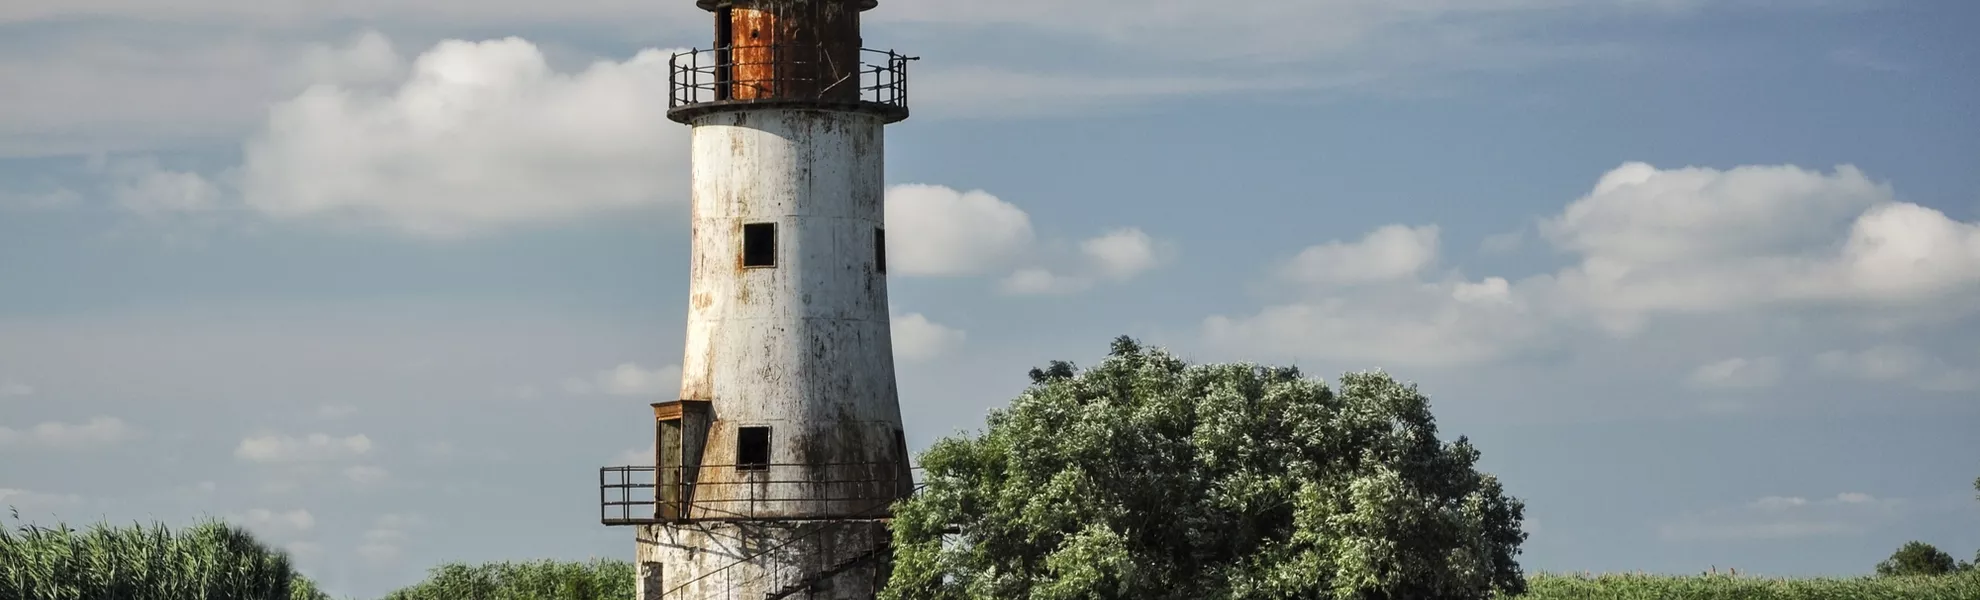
left=728, top=0, right=863, bottom=102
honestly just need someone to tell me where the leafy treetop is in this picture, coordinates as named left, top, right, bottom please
left=884, top=336, right=1529, bottom=600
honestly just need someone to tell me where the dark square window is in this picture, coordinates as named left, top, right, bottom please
left=742, top=223, right=777, bottom=268
left=737, top=426, right=771, bottom=471
left=875, top=228, right=887, bottom=274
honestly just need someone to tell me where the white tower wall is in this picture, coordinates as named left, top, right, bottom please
left=637, top=107, right=907, bottom=600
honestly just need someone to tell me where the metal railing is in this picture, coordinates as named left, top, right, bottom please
left=667, top=45, right=915, bottom=114
left=601, top=462, right=913, bottom=526
left=663, top=479, right=926, bottom=599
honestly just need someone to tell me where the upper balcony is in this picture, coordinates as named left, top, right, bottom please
left=667, top=44, right=915, bottom=125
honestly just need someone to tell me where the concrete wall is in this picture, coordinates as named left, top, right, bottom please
left=676, top=107, right=908, bottom=521
left=637, top=521, right=892, bottom=600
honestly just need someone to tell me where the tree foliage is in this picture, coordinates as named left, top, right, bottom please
left=883, top=336, right=1529, bottom=600
left=379, top=559, right=634, bottom=600
left=1875, top=541, right=1959, bottom=577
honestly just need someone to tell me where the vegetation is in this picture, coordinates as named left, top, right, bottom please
left=7, top=339, right=1978, bottom=599
left=0, top=511, right=329, bottom=600
left=1522, top=571, right=1980, bottom=599
left=1876, top=541, right=1962, bottom=577
left=378, top=559, right=634, bottom=600
left=883, top=337, right=1528, bottom=600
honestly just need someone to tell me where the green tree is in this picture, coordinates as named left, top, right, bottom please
left=1876, top=541, right=1960, bottom=577
left=883, top=336, right=1528, bottom=600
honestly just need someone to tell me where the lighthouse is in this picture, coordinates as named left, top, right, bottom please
left=597, top=1, right=916, bottom=599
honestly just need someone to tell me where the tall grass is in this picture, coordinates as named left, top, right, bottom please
left=379, top=559, right=635, bottom=600
left=1520, top=570, right=1980, bottom=600
left=0, top=513, right=329, bottom=600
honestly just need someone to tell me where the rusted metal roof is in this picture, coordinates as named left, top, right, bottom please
left=695, top=0, right=878, bottom=12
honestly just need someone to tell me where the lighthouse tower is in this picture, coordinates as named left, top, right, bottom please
left=597, top=1, right=916, bottom=599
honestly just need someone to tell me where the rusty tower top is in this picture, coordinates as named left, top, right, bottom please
left=668, top=0, right=913, bottom=124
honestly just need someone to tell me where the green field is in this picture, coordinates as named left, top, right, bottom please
left=9, top=516, right=1978, bottom=599
left=1520, top=571, right=1980, bottom=600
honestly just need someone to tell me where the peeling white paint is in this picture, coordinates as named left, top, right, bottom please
left=639, top=106, right=907, bottom=599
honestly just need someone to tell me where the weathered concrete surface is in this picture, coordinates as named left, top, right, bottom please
left=676, top=108, right=905, bottom=515
left=638, top=520, right=891, bottom=600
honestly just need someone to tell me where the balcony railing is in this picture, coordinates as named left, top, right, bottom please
left=666, top=45, right=914, bottom=122
left=600, top=462, right=914, bottom=526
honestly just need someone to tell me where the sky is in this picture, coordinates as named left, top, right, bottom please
left=2, top=0, right=1978, bottom=596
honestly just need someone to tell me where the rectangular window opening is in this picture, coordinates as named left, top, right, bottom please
left=742, top=223, right=777, bottom=268
left=737, top=426, right=771, bottom=472
left=875, top=227, right=887, bottom=274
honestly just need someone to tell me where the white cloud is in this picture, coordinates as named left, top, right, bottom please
left=999, top=268, right=1095, bottom=296
left=234, top=433, right=374, bottom=463
left=1281, top=224, right=1440, bottom=286
left=1000, top=227, right=1175, bottom=296
left=107, top=158, right=222, bottom=214
left=564, top=363, right=681, bottom=397
left=344, top=465, right=391, bottom=485
left=0, top=380, right=32, bottom=397
left=1660, top=492, right=1900, bottom=542
left=1686, top=357, right=1784, bottom=390
left=0, top=417, right=136, bottom=449
left=1082, top=228, right=1166, bottom=282
left=885, top=185, right=1036, bottom=277
left=892, top=313, right=967, bottom=362
left=1207, top=162, right=1980, bottom=367
left=1541, top=163, right=1980, bottom=327
left=236, top=35, right=692, bottom=238
left=1815, top=346, right=1979, bottom=392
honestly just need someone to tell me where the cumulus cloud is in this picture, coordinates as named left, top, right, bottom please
left=1541, top=163, right=1980, bottom=329
left=1207, top=162, right=1980, bottom=367
left=1083, top=228, right=1166, bottom=282
left=1281, top=224, right=1440, bottom=286
left=563, top=363, right=682, bottom=397
left=999, top=268, right=1095, bottom=296
left=1815, top=346, right=1979, bottom=392
left=0, top=417, right=136, bottom=449
left=1000, top=227, right=1175, bottom=296
left=1659, top=492, right=1901, bottom=542
left=234, top=433, right=374, bottom=463
left=892, top=313, right=967, bottom=362
left=107, top=158, right=223, bottom=214
left=885, top=185, right=1036, bottom=277
left=1686, top=357, right=1784, bottom=390
left=237, top=35, right=692, bottom=237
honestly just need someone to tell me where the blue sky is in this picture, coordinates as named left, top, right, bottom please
left=2, top=0, right=1977, bottom=596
